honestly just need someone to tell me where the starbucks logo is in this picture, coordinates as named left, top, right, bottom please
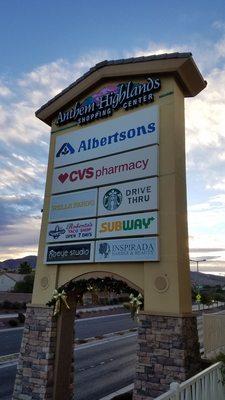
left=103, top=188, right=122, bottom=211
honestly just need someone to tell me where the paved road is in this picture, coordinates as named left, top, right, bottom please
left=0, top=313, right=136, bottom=357
left=0, top=333, right=136, bottom=400
left=76, top=313, right=136, bottom=339
left=0, top=312, right=210, bottom=400
left=0, top=302, right=224, bottom=356
left=74, top=334, right=136, bottom=400
left=0, top=363, right=16, bottom=400
left=0, top=328, right=24, bottom=357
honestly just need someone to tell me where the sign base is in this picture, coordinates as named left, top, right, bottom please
left=133, top=313, right=201, bottom=399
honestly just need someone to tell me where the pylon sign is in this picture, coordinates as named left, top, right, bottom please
left=45, top=86, right=160, bottom=264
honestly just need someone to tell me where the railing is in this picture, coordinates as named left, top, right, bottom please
left=155, top=362, right=225, bottom=400
left=192, top=301, right=225, bottom=312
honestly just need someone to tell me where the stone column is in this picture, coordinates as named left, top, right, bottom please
left=133, top=313, right=201, bottom=400
left=13, top=305, right=57, bottom=400
left=53, top=299, right=76, bottom=400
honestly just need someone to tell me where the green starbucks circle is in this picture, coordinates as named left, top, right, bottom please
left=103, top=188, right=122, bottom=211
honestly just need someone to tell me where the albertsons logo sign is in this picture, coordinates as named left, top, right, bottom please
left=54, top=106, right=159, bottom=168
left=56, top=143, right=75, bottom=158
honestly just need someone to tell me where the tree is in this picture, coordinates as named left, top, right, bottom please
left=13, top=273, right=34, bottom=293
left=18, top=261, right=32, bottom=274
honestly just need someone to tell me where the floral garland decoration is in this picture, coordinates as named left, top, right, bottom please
left=47, top=289, right=70, bottom=317
left=46, top=277, right=142, bottom=317
left=129, top=293, right=143, bottom=321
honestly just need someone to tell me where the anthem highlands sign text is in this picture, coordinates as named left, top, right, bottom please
left=56, top=77, right=161, bottom=126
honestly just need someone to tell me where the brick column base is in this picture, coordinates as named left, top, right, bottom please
left=133, top=313, right=201, bottom=400
left=12, top=305, right=57, bottom=400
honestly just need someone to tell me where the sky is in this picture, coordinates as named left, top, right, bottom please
left=0, top=0, right=225, bottom=274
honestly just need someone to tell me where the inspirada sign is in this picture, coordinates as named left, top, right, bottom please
left=56, top=77, right=161, bottom=127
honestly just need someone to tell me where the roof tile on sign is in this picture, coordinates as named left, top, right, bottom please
left=35, top=52, right=193, bottom=116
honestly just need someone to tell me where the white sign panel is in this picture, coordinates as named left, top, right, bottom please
left=52, top=146, right=158, bottom=194
left=95, top=237, right=159, bottom=262
left=98, top=178, right=158, bottom=216
left=45, top=241, right=94, bottom=264
left=54, top=105, right=159, bottom=167
left=49, top=188, right=97, bottom=222
left=47, top=219, right=96, bottom=243
left=97, top=212, right=158, bottom=239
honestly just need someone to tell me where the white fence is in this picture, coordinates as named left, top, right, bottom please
left=155, top=362, right=225, bottom=400
left=203, top=311, right=225, bottom=358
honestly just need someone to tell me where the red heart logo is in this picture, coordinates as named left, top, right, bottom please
left=58, top=173, right=69, bottom=184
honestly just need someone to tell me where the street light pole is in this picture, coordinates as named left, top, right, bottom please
left=190, top=258, right=207, bottom=273
left=196, top=260, right=199, bottom=273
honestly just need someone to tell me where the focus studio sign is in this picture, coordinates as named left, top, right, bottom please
left=56, top=77, right=161, bottom=127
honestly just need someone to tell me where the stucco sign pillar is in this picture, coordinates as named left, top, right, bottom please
left=13, top=53, right=206, bottom=400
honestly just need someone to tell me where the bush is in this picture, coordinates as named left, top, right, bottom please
left=99, top=298, right=108, bottom=305
left=109, top=298, right=119, bottom=305
left=8, top=319, right=19, bottom=327
left=123, top=302, right=131, bottom=311
left=18, top=262, right=32, bottom=274
left=3, top=300, right=13, bottom=309
left=13, top=302, right=23, bottom=310
left=212, top=351, right=225, bottom=364
left=17, top=312, right=25, bottom=323
left=119, top=295, right=130, bottom=303
left=13, top=273, right=34, bottom=293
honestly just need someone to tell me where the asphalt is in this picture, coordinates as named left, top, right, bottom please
left=0, top=330, right=137, bottom=400
left=0, top=313, right=136, bottom=357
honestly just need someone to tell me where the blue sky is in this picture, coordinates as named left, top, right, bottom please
left=0, top=1, right=225, bottom=274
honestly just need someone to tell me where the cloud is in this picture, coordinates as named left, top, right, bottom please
left=125, top=42, right=182, bottom=59
left=0, top=35, right=225, bottom=265
left=0, top=194, right=42, bottom=261
left=0, top=194, right=42, bottom=228
left=0, top=82, right=12, bottom=97
left=0, top=51, right=111, bottom=260
left=128, top=35, right=225, bottom=267
left=140, top=34, right=224, bottom=266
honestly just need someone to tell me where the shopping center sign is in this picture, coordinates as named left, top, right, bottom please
left=56, top=77, right=161, bottom=127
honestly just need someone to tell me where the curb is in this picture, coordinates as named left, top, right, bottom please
left=99, top=384, right=134, bottom=400
left=75, top=327, right=137, bottom=345
left=0, top=328, right=138, bottom=366
left=0, top=353, right=19, bottom=364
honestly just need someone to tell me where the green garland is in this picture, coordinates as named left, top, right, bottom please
left=46, top=277, right=142, bottom=317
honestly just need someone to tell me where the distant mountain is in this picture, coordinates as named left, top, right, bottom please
left=190, top=271, right=225, bottom=287
left=0, top=256, right=225, bottom=287
left=0, top=255, right=37, bottom=270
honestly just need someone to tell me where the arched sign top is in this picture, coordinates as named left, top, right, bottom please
left=35, top=52, right=206, bottom=126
